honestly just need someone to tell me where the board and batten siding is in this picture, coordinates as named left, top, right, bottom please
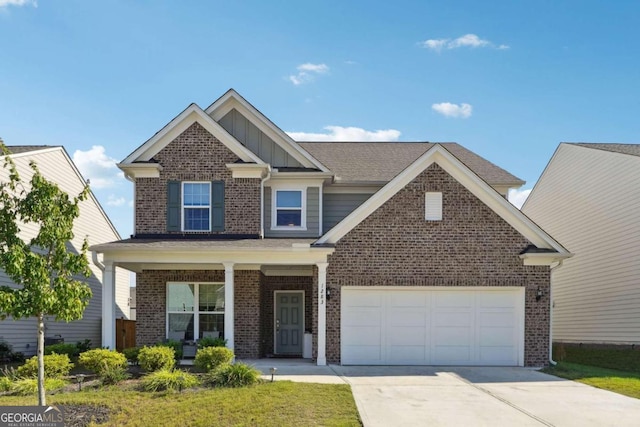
left=218, top=109, right=304, bottom=168
left=523, top=144, right=640, bottom=344
left=323, top=193, right=372, bottom=234
left=264, top=187, right=320, bottom=237
left=0, top=149, right=130, bottom=355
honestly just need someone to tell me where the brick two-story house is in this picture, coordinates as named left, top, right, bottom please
left=92, top=89, right=570, bottom=367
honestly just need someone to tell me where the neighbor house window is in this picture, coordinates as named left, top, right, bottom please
left=167, top=283, right=224, bottom=341
left=183, top=182, right=211, bottom=231
left=425, top=192, right=443, bottom=221
left=275, top=190, right=304, bottom=227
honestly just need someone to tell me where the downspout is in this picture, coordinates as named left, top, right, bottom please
left=92, top=251, right=105, bottom=272
left=548, top=259, right=565, bottom=365
left=260, top=166, right=272, bottom=239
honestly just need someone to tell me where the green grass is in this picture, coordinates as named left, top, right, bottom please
left=544, top=362, right=640, bottom=399
left=0, top=381, right=362, bottom=426
left=553, top=344, right=640, bottom=373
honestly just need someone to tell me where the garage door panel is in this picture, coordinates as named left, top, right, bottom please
left=341, top=288, right=523, bottom=366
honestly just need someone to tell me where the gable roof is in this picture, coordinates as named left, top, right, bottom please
left=300, top=142, right=525, bottom=186
left=206, top=89, right=330, bottom=172
left=316, top=144, right=570, bottom=263
left=120, top=103, right=264, bottom=165
left=570, top=143, right=640, bottom=157
left=5, top=145, right=59, bottom=155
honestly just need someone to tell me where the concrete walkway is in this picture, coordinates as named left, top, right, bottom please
left=244, top=360, right=640, bottom=427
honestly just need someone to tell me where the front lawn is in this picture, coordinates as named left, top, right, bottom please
left=0, top=381, right=362, bottom=426
left=543, top=362, right=640, bottom=399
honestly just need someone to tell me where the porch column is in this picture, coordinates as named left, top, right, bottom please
left=101, top=261, right=116, bottom=350
left=223, top=262, right=235, bottom=352
left=316, top=262, right=328, bottom=366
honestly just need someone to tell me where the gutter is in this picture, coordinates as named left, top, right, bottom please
left=259, top=166, right=272, bottom=238
left=548, top=259, right=565, bottom=366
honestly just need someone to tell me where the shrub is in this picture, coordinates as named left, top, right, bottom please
left=0, top=341, right=24, bottom=363
left=138, top=346, right=175, bottom=372
left=140, top=369, right=200, bottom=392
left=16, top=354, right=73, bottom=379
left=0, top=377, right=12, bottom=391
left=99, top=364, right=131, bottom=385
left=79, top=349, right=128, bottom=377
left=206, top=363, right=262, bottom=388
left=44, top=343, right=79, bottom=358
left=197, top=336, right=227, bottom=349
left=194, top=347, right=234, bottom=372
left=76, top=339, right=92, bottom=354
left=11, top=378, right=67, bottom=396
left=122, top=347, right=141, bottom=364
left=157, top=340, right=183, bottom=360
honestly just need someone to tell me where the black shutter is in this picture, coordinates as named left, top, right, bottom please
left=211, top=181, right=224, bottom=232
left=167, top=181, right=181, bottom=232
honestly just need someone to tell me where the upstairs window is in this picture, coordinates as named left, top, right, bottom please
left=183, top=182, right=211, bottom=231
left=275, top=190, right=303, bottom=227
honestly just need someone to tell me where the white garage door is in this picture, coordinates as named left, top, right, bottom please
left=341, top=287, right=524, bottom=366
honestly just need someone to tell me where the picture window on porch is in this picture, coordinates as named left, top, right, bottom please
left=167, top=282, right=224, bottom=341
left=275, top=190, right=304, bottom=227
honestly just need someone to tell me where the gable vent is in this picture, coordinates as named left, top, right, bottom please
left=425, top=192, right=443, bottom=221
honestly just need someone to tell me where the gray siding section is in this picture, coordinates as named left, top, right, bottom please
left=264, top=187, right=320, bottom=237
left=219, top=109, right=304, bottom=168
left=323, top=193, right=372, bottom=233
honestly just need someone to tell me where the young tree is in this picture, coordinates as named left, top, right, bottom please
left=0, top=140, right=92, bottom=405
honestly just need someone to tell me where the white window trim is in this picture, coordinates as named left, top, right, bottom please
left=182, top=181, right=212, bottom=232
left=166, top=282, right=225, bottom=341
left=271, top=187, right=307, bottom=231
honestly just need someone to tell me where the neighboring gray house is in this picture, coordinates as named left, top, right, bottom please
left=92, top=89, right=570, bottom=367
left=523, top=143, right=640, bottom=346
left=0, top=146, right=130, bottom=355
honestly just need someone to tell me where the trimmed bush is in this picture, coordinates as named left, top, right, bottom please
left=140, top=369, right=200, bottom=392
left=16, top=354, right=73, bottom=379
left=0, top=377, right=12, bottom=391
left=194, top=347, right=234, bottom=372
left=78, top=349, right=129, bottom=384
left=138, top=346, right=175, bottom=372
left=44, top=343, right=79, bottom=358
left=206, top=363, right=262, bottom=388
left=197, top=336, right=227, bottom=349
left=157, top=340, right=183, bottom=360
left=11, top=378, right=67, bottom=396
left=122, top=347, right=141, bottom=364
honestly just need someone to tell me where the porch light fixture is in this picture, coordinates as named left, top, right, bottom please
left=270, top=367, right=277, bottom=382
left=326, top=287, right=332, bottom=301
left=76, top=373, right=85, bottom=391
left=536, top=287, right=543, bottom=302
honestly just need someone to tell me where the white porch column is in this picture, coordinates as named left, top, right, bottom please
left=101, top=261, right=116, bottom=350
left=223, top=262, right=235, bottom=352
left=316, top=262, right=328, bottom=366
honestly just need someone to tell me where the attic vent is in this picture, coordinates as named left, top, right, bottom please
left=425, top=192, right=443, bottom=221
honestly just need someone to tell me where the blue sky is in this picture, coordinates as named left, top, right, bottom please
left=1, top=0, right=639, bottom=238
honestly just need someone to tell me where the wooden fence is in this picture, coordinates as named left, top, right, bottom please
left=116, top=318, right=136, bottom=351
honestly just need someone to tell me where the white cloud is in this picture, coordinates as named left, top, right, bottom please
left=72, top=145, right=124, bottom=189
left=420, top=34, right=508, bottom=51
left=0, top=0, right=36, bottom=7
left=432, top=102, right=473, bottom=118
left=106, top=195, right=126, bottom=207
left=508, top=188, right=531, bottom=209
left=287, top=126, right=401, bottom=142
left=289, top=63, right=329, bottom=85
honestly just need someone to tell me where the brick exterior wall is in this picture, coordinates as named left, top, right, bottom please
left=259, top=274, right=312, bottom=356
left=135, top=122, right=261, bottom=235
left=323, top=163, right=550, bottom=366
left=136, top=269, right=261, bottom=359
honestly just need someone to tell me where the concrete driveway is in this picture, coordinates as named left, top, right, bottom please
left=331, top=365, right=640, bottom=427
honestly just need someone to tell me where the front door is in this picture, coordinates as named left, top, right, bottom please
left=275, top=291, right=304, bottom=355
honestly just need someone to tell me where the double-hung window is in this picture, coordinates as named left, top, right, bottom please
left=275, top=190, right=304, bottom=228
left=167, top=283, right=224, bottom=341
left=183, top=182, right=211, bottom=231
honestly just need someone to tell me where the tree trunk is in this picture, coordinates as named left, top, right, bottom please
left=37, top=313, right=46, bottom=406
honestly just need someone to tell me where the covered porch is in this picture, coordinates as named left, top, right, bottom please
left=90, top=238, right=334, bottom=365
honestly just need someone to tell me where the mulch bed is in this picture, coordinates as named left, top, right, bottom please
left=61, top=404, right=111, bottom=427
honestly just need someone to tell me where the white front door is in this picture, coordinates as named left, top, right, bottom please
left=341, top=287, right=524, bottom=366
left=275, top=291, right=304, bottom=355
